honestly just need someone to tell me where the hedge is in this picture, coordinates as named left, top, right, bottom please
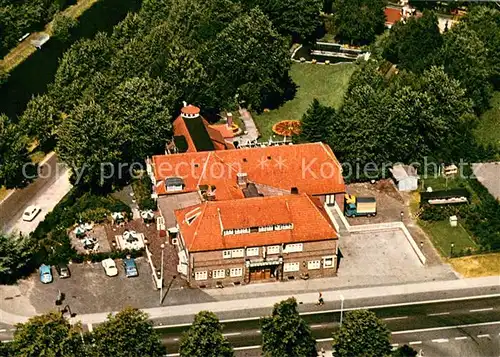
left=132, top=175, right=157, bottom=211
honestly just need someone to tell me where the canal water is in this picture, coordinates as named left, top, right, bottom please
left=0, top=0, right=142, bottom=120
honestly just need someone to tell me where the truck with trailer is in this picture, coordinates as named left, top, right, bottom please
left=344, top=194, right=377, bottom=217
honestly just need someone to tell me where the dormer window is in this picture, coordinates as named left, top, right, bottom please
left=185, top=207, right=201, bottom=225
left=165, top=177, right=184, bottom=193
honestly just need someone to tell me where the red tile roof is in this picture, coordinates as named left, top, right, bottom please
left=385, top=7, right=402, bottom=25
left=152, top=142, right=345, bottom=199
left=209, top=124, right=237, bottom=139
left=175, top=193, right=338, bottom=252
left=181, top=104, right=200, bottom=115
left=173, top=116, right=198, bottom=153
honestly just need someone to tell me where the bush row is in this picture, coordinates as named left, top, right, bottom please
left=132, top=175, right=157, bottom=211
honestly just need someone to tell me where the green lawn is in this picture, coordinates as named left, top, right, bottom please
left=253, top=62, right=356, bottom=141
left=475, top=91, right=500, bottom=149
left=419, top=220, right=478, bottom=257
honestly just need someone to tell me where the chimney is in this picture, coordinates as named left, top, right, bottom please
left=236, top=172, right=248, bottom=188
left=182, top=101, right=187, bottom=107
left=227, top=112, right=233, bottom=127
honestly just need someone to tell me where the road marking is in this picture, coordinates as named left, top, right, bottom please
left=317, top=338, right=333, bottom=342
left=470, top=308, right=493, bottom=313
left=455, top=336, right=468, bottom=340
left=428, top=312, right=450, bottom=316
left=311, top=324, right=324, bottom=328
left=384, top=316, right=408, bottom=321
left=157, top=293, right=500, bottom=328
left=432, top=338, right=449, bottom=343
left=173, top=338, right=178, bottom=341
left=256, top=330, right=261, bottom=334
left=477, top=334, right=490, bottom=338
left=392, top=321, right=500, bottom=335
left=0, top=329, right=6, bottom=333
left=234, top=345, right=261, bottom=351
left=222, top=332, right=241, bottom=337
left=391, top=343, right=399, bottom=347
left=1, top=340, right=13, bottom=343
left=409, top=341, right=422, bottom=345
left=87, top=323, right=93, bottom=332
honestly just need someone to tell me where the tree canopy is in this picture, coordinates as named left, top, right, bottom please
left=333, top=0, right=386, bottom=45
left=12, top=311, right=86, bottom=357
left=179, top=311, right=234, bottom=357
left=332, top=309, right=391, bottom=357
left=52, top=12, right=79, bottom=43
left=90, top=307, right=166, bottom=357
left=297, top=98, right=339, bottom=144
left=0, top=233, right=34, bottom=284
left=261, top=298, right=317, bottom=357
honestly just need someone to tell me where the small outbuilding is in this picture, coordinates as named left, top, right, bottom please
left=390, top=164, right=419, bottom=192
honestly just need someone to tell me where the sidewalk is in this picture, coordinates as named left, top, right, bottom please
left=3, top=276, right=497, bottom=326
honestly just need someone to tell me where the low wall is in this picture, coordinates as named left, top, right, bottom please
left=331, top=204, right=427, bottom=265
left=0, top=152, right=59, bottom=232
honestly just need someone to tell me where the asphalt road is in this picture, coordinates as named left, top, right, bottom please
left=156, top=297, right=500, bottom=356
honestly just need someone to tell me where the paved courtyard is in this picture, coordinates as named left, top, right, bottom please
left=472, top=162, right=500, bottom=199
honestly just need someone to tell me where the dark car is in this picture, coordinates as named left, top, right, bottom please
left=123, top=258, right=138, bottom=277
left=56, top=263, right=71, bottom=279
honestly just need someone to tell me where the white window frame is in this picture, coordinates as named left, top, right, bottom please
left=283, top=262, right=300, bottom=272
left=212, top=269, right=225, bottom=279
left=284, top=243, right=303, bottom=253
left=223, top=229, right=234, bottom=236
left=230, top=267, right=243, bottom=277
left=194, top=271, right=207, bottom=281
left=258, top=225, right=274, bottom=232
left=246, top=247, right=259, bottom=256
left=223, top=250, right=232, bottom=259
left=235, top=228, right=251, bottom=235
left=274, top=223, right=293, bottom=231
left=231, top=249, right=244, bottom=258
left=308, top=260, right=321, bottom=270
left=267, top=245, right=281, bottom=255
left=323, top=256, right=335, bottom=269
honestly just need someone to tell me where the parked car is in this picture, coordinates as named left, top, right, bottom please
left=123, top=258, right=138, bottom=277
left=39, top=264, right=53, bottom=284
left=101, top=258, right=118, bottom=277
left=56, top=263, right=71, bottom=278
left=23, top=205, right=41, bottom=221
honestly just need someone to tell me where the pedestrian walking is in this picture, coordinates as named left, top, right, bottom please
left=317, top=292, right=324, bottom=305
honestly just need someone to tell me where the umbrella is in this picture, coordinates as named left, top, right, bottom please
left=112, top=212, right=124, bottom=221
left=83, top=222, right=94, bottom=231
left=73, top=226, right=85, bottom=236
left=141, top=210, right=155, bottom=221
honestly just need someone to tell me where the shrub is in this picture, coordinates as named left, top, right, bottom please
left=132, top=175, right=155, bottom=210
left=52, top=13, right=78, bottom=43
left=80, top=207, right=110, bottom=223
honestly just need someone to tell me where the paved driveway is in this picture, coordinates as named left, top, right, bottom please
left=6, top=168, right=72, bottom=236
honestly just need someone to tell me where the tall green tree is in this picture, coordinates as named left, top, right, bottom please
left=179, top=311, right=234, bottom=357
left=261, top=298, right=316, bottom=357
left=241, top=0, right=322, bottom=42
left=297, top=98, right=339, bottom=143
left=392, top=344, right=418, bottom=357
left=56, top=101, right=127, bottom=187
left=333, top=0, right=386, bottom=45
left=12, top=311, right=86, bottom=357
left=0, top=233, right=34, bottom=284
left=439, top=22, right=492, bottom=113
left=0, top=114, right=33, bottom=188
left=105, top=76, right=175, bottom=161
left=19, top=94, right=61, bottom=150
left=90, top=307, right=166, bottom=357
left=382, top=10, right=442, bottom=73
left=463, top=6, right=500, bottom=88
left=206, top=8, right=291, bottom=111
left=52, top=12, right=78, bottom=43
left=332, top=310, right=391, bottom=357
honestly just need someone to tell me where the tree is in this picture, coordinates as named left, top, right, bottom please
left=241, top=0, right=322, bottom=42
left=463, top=6, right=500, bottom=88
left=382, top=10, right=442, bottom=73
left=56, top=101, right=127, bottom=187
left=0, top=64, right=8, bottom=87
left=179, top=311, right=234, bottom=357
left=439, top=22, right=492, bottom=113
left=260, top=298, right=316, bottom=357
left=0, top=114, right=33, bottom=188
left=297, top=98, right=339, bottom=143
left=19, top=94, right=61, bottom=150
left=0, top=233, right=34, bottom=284
left=90, top=307, right=166, bottom=357
left=12, top=311, right=86, bottom=357
left=332, top=310, right=391, bottom=357
left=105, top=76, right=175, bottom=161
left=206, top=8, right=291, bottom=111
left=333, top=0, right=386, bottom=45
left=52, top=12, right=78, bottom=43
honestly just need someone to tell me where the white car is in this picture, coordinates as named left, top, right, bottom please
left=23, top=205, right=41, bottom=222
left=101, top=258, right=118, bottom=277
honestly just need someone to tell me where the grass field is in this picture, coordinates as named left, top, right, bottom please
left=253, top=62, right=356, bottom=141
left=450, top=253, right=500, bottom=277
left=419, top=220, right=478, bottom=257
left=475, top=91, right=500, bottom=149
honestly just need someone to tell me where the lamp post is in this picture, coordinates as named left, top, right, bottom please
left=159, top=243, right=165, bottom=305
left=339, top=294, right=345, bottom=327
left=450, top=243, right=454, bottom=258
